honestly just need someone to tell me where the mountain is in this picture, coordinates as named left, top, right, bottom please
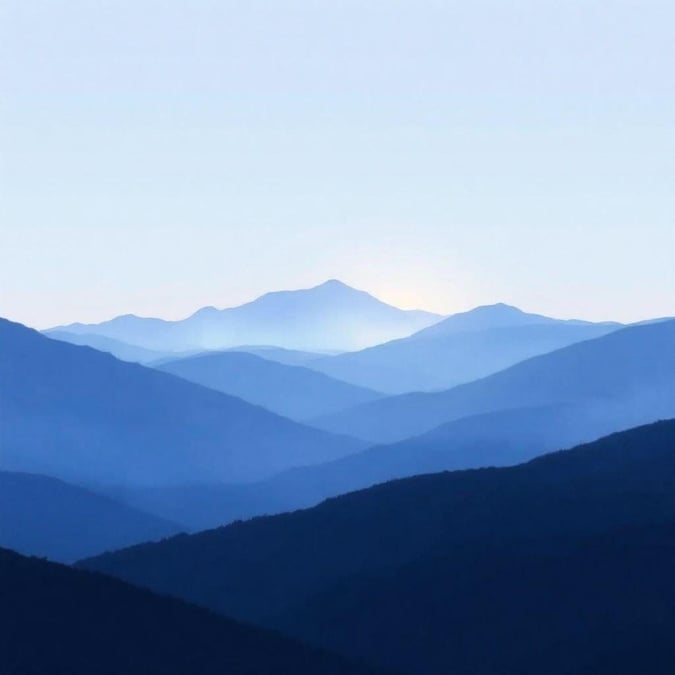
left=155, top=351, right=382, bottom=421
left=410, top=302, right=606, bottom=336
left=80, top=420, right=675, bottom=674
left=227, top=345, right=337, bottom=366
left=0, top=548, right=382, bottom=675
left=308, top=304, right=621, bottom=393
left=46, top=330, right=176, bottom=363
left=313, top=319, right=675, bottom=442
left=0, top=471, right=180, bottom=562
left=54, top=280, right=443, bottom=352
left=108, top=403, right=624, bottom=531
left=95, top=319, right=675, bottom=531
left=0, top=318, right=363, bottom=486
left=283, top=520, right=675, bottom=675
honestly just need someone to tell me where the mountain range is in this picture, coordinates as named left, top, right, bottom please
left=80, top=420, right=675, bottom=675
left=156, top=350, right=383, bottom=421
left=309, top=304, right=621, bottom=393
left=0, top=317, right=363, bottom=487
left=46, top=330, right=177, bottom=364
left=51, top=280, right=442, bottom=352
left=0, top=471, right=180, bottom=562
left=3, top=280, right=675, bottom=675
left=93, top=318, right=675, bottom=530
left=314, top=319, right=675, bottom=443
left=49, top=285, right=631, bottom=396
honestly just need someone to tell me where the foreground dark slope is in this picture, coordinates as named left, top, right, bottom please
left=283, top=521, right=675, bottom=675
left=314, top=319, right=675, bottom=442
left=82, top=420, right=675, bottom=635
left=310, top=304, right=619, bottom=393
left=0, top=318, right=362, bottom=485
left=0, top=471, right=180, bottom=562
left=0, top=548, right=381, bottom=675
left=156, top=350, right=382, bottom=421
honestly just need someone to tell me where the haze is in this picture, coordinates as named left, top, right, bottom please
left=1, top=0, right=674, bottom=328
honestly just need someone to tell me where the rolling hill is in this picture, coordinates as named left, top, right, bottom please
left=107, top=403, right=625, bottom=531
left=0, top=318, right=363, bottom=486
left=308, top=304, right=620, bottom=393
left=281, top=520, right=675, bottom=675
left=45, top=330, right=173, bottom=363
left=155, top=350, right=382, bottom=421
left=313, top=319, right=675, bottom=442
left=81, top=420, right=675, bottom=622
left=0, top=471, right=180, bottom=562
left=80, top=420, right=675, bottom=675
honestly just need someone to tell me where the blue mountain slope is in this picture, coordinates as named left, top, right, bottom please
left=80, top=420, right=675, bottom=656
left=226, top=345, right=330, bottom=366
left=0, top=318, right=364, bottom=486
left=312, top=319, right=675, bottom=443
left=112, top=398, right=666, bottom=531
left=54, top=280, right=443, bottom=352
left=46, top=330, right=175, bottom=363
left=0, top=471, right=180, bottom=562
left=309, top=305, right=621, bottom=393
left=156, top=351, right=382, bottom=421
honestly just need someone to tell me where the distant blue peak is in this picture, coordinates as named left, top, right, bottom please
left=471, top=303, right=523, bottom=313
left=317, top=279, right=351, bottom=289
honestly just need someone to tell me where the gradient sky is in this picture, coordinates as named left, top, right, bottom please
left=2, top=0, right=674, bottom=329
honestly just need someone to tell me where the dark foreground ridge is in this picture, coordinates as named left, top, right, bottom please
left=82, top=420, right=675, bottom=675
left=0, top=547, right=384, bottom=675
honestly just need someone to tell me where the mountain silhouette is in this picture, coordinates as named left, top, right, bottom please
left=155, top=350, right=382, bottom=421
left=225, top=345, right=332, bottom=365
left=413, top=302, right=612, bottom=336
left=54, top=280, right=442, bottom=352
left=283, top=520, right=675, bottom=675
left=0, top=318, right=363, bottom=486
left=81, top=420, right=675, bottom=674
left=313, top=319, right=675, bottom=442
left=309, top=304, right=621, bottom=393
left=81, top=319, right=675, bottom=532
left=119, top=402, right=631, bottom=531
left=46, top=329, right=177, bottom=363
left=0, top=547, right=383, bottom=675
left=0, top=471, right=180, bottom=562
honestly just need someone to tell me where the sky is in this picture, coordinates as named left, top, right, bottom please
left=1, top=0, right=674, bottom=329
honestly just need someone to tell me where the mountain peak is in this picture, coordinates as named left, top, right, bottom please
left=471, top=303, right=523, bottom=314
left=317, top=279, right=351, bottom=289
left=411, top=302, right=558, bottom=339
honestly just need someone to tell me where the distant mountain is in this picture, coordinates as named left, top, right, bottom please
left=110, top=400, right=662, bottom=531
left=81, top=420, right=675, bottom=675
left=46, top=330, right=176, bottom=363
left=226, top=345, right=332, bottom=366
left=309, top=304, right=621, bottom=393
left=413, top=302, right=611, bottom=337
left=156, top=351, right=382, bottom=421
left=313, top=319, right=675, bottom=442
left=0, top=318, right=363, bottom=486
left=0, top=548, right=381, bottom=675
left=0, top=471, right=180, bottom=562
left=54, top=280, right=443, bottom=352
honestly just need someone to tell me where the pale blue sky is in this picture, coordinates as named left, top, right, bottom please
left=1, top=0, right=674, bottom=328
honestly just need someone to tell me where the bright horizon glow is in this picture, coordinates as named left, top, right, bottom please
left=2, top=1, right=674, bottom=330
